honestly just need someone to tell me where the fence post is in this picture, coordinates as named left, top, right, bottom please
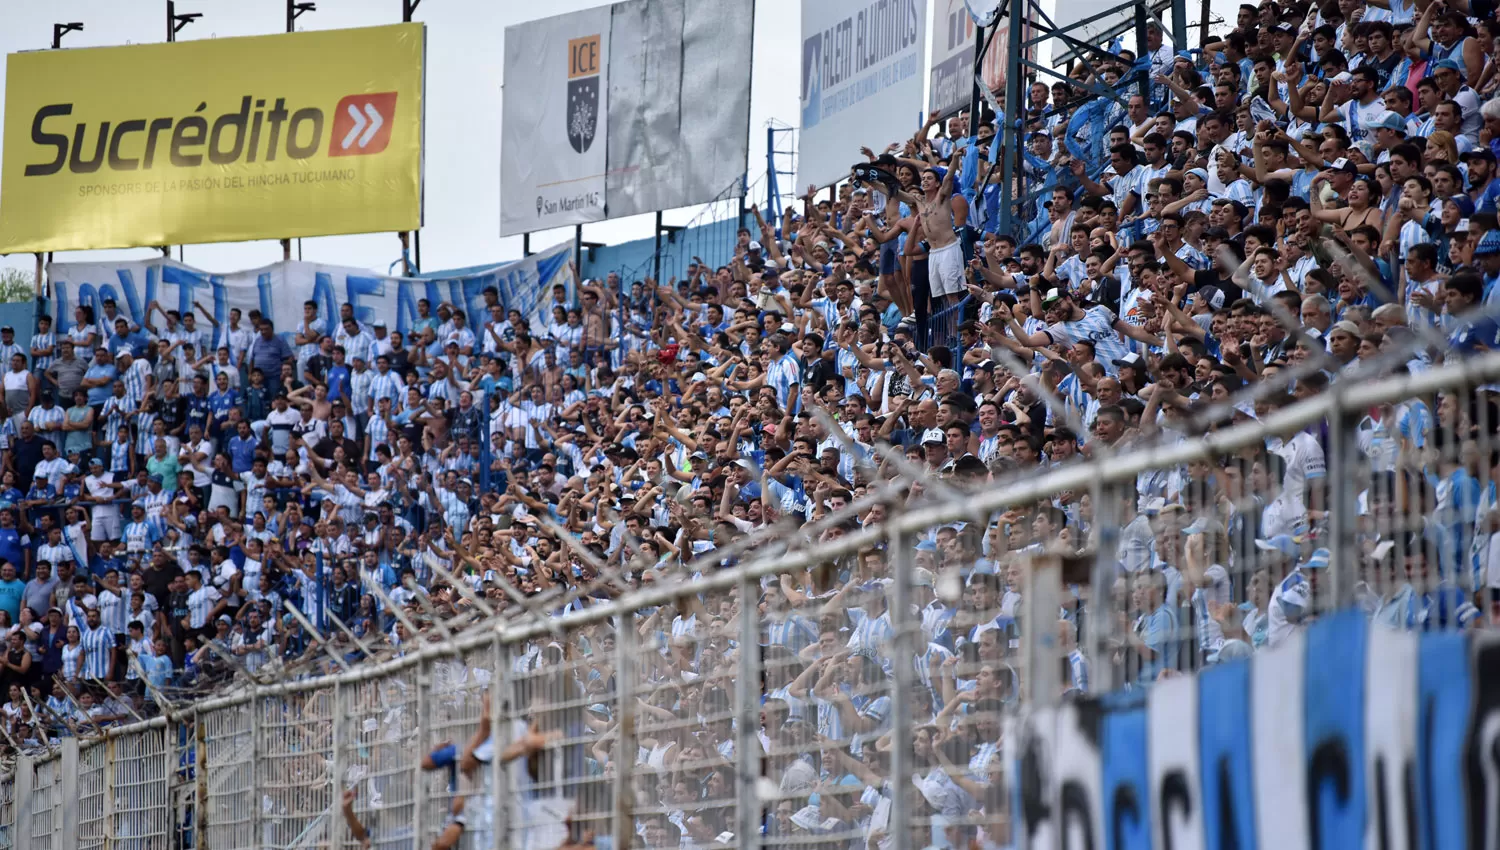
left=888, top=528, right=915, bottom=850
left=195, top=712, right=207, bottom=850
left=412, top=660, right=428, bottom=848
left=249, top=696, right=262, bottom=847
left=13, top=754, right=31, bottom=846
left=330, top=681, right=346, bottom=849
left=613, top=611, right=637, bottom=850
left=735, top=574, right=762, bottom=850
left=60, top=738, right=78, bottom=848
left=491, top=632, right=509, bottom=850
left=1087, top=481, right=1122, bottom=694
left=104, top=736, right=116, bottom=849
left=1326, top=404, right=1358, bottom=611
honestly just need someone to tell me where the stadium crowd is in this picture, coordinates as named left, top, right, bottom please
left=3, top=0, right=1500, bottom=846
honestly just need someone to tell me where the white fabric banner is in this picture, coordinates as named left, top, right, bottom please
left=500, top=6, right=612, bottom=237
left=799, top=0, right=927, bottom=188
left=604, top=0, right=753, bottom=218
left=47, top=242, right=576, bottom=344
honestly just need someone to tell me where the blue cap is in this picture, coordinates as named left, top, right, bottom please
left=1301, top=548, right=1331, bottom=570
left=148, top=474, right=164, bottom=484
left=1475, top=231, right=1500, bottom=258
left=1447, top=194, right=1475, bottom=218
left=1186, top=167, right=1210, bottom=183
left=915, top=540, right=938, bottom=552
left=1369, top=111, right=1406, bottom=133
left=1434, top=58, right=1464, bottom=73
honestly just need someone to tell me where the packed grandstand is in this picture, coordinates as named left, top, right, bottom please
left=3, top=2, right=1500, bottom=848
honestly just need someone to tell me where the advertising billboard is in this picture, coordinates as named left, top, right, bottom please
left=500, top=0, right=754, bottom=237
left=929, top=0, right=1022, bottom=118
left=0, top=24, right=425, bottom=253
left=799, top=0, right=927, bottom=189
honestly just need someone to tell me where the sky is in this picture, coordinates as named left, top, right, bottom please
left=0, top=0, right=1234, bottom=280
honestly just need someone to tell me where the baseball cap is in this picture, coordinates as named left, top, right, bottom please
left=1041, top=288, right=1066, bottom=306
left=1474, top=231, right=1500, bottom=258
left=1197, top=285, right=1226, bottom=311
left=1274, top=22, right=1296, bottom=34
left=1186, top=167, right=1210, bottom=183
left=1433, top=58, right=1463, bottom=73
left=1329, top=158, right=1359, bottom=175
left=922, top=434, right=946, bottom=446
left=1331, top=320, right=1362, bottom=336
left=1300, top=548, right=1331, bottom=570
left=1112, top=352, right=1143, bottom=368
left=1368, top=111, right=1405, bottom=134
left=1446, top=194, right=1476, bottom=218
left=975, top=359, right=997, bottom=371
left=1461, top=148, right=1497, bottom=163
left=747, top=240, right=763, bottom=251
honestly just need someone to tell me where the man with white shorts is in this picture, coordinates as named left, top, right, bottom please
left=896, top=149, right=967, bottom=311
left=84, top=457, right=124, bottom=542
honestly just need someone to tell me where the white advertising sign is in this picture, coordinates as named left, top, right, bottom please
left=799, top=0, right=927, bottom=188
left=500, top=6, right=612, bottom=237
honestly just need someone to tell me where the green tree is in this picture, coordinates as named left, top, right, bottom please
left=0, top=269, right=34, bottom=303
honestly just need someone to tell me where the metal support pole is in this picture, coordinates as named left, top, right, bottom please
left=281, top=239, right=292, bottom=262
left=1135, top=2, right=1150, bottom=105
left=574, top=225, right=584, bottom=279
left=286, top=0, right=314, bottom=33
left=1024, top=555, right=1064, bottom=707
left=399, top=232, right=412, bottom=277
left=491, top=634, right=510, bottom=850
left=969, top=23, right=986, bottom=129
left=522, top=232, right=532, bottom=257
left=414, top=229, right=421, bottom=274
left=1171, top=0, right=1189, bottom=51
left=1087, top=481, right=1121, bottom=694
left=653, top=210, right=664, bottom=282
left=996, top=0, right=1026, bottom=236
left=736, top=574, right=762, bottom=850
left=248, top=695, right=262, bottom=845
left=330, top=681, right=346, bottom=848
left=613, top=611, right=637, bottom=850
left=52, top=22, right=84, bottom=49
left=34, top=253, right=44, bottom=298
left=888, top=528, right=914, bottom=850
left=403, top=0, right=423, bottom=21
left=1327, top=405, right=1358, bottom=611
left=412, top=661, right=428, bottom=850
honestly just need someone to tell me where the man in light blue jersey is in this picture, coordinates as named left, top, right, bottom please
left=997, top=288, right=1162, bottom=374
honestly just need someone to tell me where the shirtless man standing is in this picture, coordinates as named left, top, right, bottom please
left=895, top=149, right=966, bottom=319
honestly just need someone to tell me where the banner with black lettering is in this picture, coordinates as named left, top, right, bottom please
left=1016, top=615, right=1498, bottom=850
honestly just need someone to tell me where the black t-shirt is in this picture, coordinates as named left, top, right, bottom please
left=143, top=563, right=182, bottom=609
left=1191, top=269, right=1244, bottom=306
left=157, top=395, right=187, bottom=435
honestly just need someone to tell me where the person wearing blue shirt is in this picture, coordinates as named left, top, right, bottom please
left=226, top=421, right=259, bottom=475
left=0, top=510, right=23, bottom=578
left=325, top=347, right=351, bottom=403
left=206, top=372, right=240, bottom=443
left=0, top=562, right=23, bottom=622
left=79, top=347, right=119, bottom=408
left=1128, top=570, right=1178, bottom=684
left=1445, top=271, right=1500, bottom=355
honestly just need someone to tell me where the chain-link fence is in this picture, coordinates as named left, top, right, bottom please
left=4, top=351, right=1500, bottom=849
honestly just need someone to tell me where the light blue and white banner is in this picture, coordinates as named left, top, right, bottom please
left=1016, top=611, right=1499, bottom=850
left=47, top=241, right=575, bottom=345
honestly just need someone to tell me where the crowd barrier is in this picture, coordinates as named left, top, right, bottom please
left=5, top=349, right=1500, bottom=850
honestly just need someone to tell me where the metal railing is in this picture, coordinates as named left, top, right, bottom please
left=6, top=350, right=1500, bottom=849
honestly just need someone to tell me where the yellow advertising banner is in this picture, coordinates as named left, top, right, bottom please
left=0, top=24, right=424, bottom=253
